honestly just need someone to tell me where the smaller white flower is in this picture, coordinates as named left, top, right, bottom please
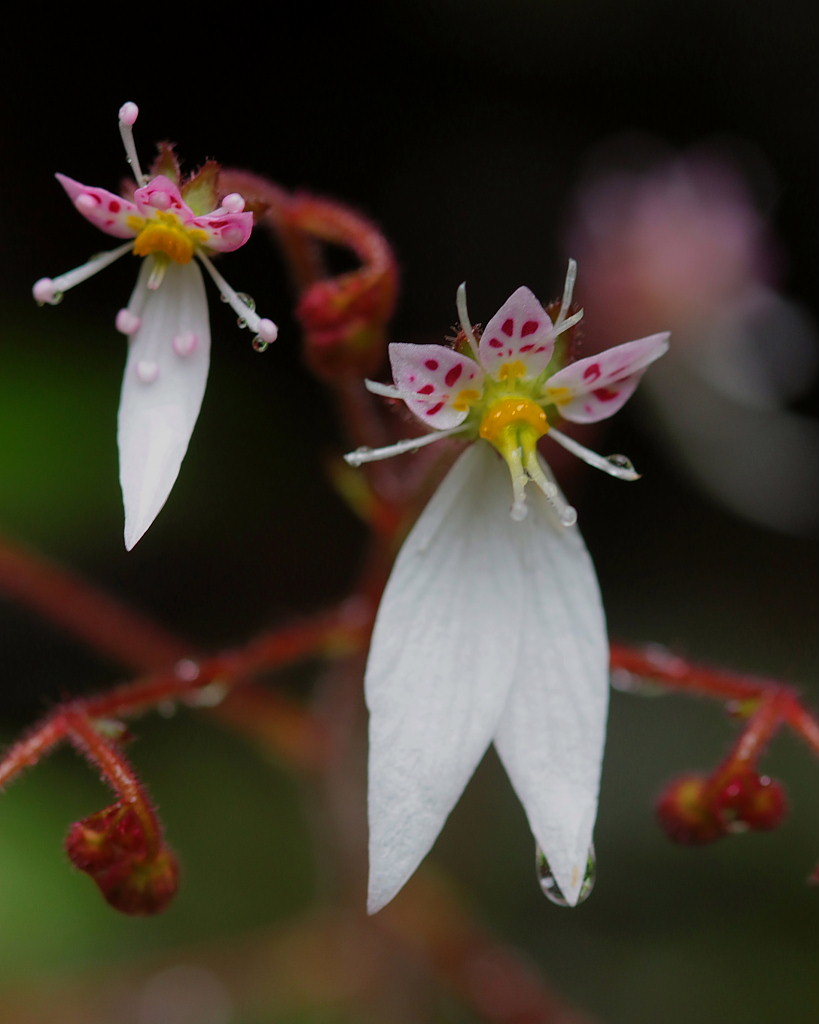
left=346, top=264, right=669, bottom=913
left=33, top=102, right=278, bottom=549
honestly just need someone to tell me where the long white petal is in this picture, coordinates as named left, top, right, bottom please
left=492, top=456, right=608, bottom=906
left=366, top=442, right=525, bottom=913
left=118, top=260, right=211, bottom=550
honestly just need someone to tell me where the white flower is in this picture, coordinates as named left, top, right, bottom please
left=346, top=264, right=669, bottom=912
left=33, top=102, right=278, bottom=549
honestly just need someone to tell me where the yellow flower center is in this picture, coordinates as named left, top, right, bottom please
left=128, top=211, right=209, bottom=265
left=479, top=397, right=549, bottom=447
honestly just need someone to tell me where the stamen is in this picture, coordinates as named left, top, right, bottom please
left=147, top=258, right=167, bottom=291
left=549, top=426, right=640, bottom=481
left=554, top=258, right=577, bottom=329
left=524, top=451, right=577, bottom=526
left=505, top=445, right=529, bottom=521
left=197, top=252, right=278, bottom=345
left=365, top=380, right=402, bottom=398
left=456, top=283, right=480, bottom=350
left=118, top=101, right=146, bottom=185
left=344, top=425, right=467, bottom=466
left=32, top=241, right=133, bottom=305
left=554, top=307, right=584, bottom=336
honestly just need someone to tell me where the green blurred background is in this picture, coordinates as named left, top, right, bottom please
left=1, top=2, right=818, bottom=1021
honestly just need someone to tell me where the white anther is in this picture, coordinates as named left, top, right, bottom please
left=32, top=241, right=133, bottom=304
left=118, top=101, right=139, bottom=127
left=118, top=100, right=146, bottom=184
left=221, top=193, right=246, bottom=213
left=173, top=331, right=199, bottom=356
left=33, top=278, right=58, bottom=305
left=136, top=359, right=159, bottom=383
left=197, top=252, right=278, bottom=342
left=116, top=308, right=142, bottom=335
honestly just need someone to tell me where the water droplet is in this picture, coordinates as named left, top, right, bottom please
left=220, top=292, right=230, bottom=303
left=252, top=336, right=269, bottom=352
left=536, top=843, right=596, bottom=906
left=610, top=668, right=667, bottom=697
left=184, top=681, right=228, bottom=708
left=559, top=505, right=578, bottom=527
left=235, top=292, right=255, bottom=311
left=51, top=291, right=64, bottom=305
left=606, top=454, right=634, bottom=473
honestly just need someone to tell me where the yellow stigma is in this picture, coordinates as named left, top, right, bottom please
left=129, top=211, right=209, bottom=264
left=479, top=397, right=549, bottom=447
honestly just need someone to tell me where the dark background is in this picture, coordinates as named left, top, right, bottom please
left=1, top=3, right=818, bottom=1022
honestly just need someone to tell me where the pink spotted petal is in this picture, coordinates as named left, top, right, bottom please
left=390, top=343, right=484, bottom=429
left=478, top=286, right=556, bottom=378
left=189, top=211, right=253, bottom=252
left=56, top=174, right=139, bottom=239
left=545, top=332, right=670, bottom=423
left=134, top=175, right=193, bottom=219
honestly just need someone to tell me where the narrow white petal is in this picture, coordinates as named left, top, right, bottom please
left=492, top=457, right=608, bottom=907
left=118, top=260, right=211, bottom=550
left=366, top=442, right=525, bottom=913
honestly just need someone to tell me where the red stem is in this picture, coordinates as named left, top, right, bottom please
left=63, top=707, right=162, bottom=856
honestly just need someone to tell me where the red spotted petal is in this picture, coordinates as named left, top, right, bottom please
left=56, top=174, right=139, bottom=239
left=190, top=211, right=253, bottom=252
left=390, top=343, right=484, bottom=429
left=134, top=175, right=192, bottom=219
left=478, top=286, right=556, bottom=378
left=545, top=333, right=670, bottom=423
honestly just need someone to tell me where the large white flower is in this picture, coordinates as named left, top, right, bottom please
left=33, top=102, right=277, bottom=550
left=346, top=265, right=669, bottom=912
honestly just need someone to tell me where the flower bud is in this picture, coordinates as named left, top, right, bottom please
left=656, top=775, right=726, bottom=845
left=714, top=772, right=788, bottom=832
left=65, top=802, right=179, bottom=915
left=298, top=272, right=395, bottom=380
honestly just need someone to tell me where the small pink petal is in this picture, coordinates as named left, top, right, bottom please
left=191, top=210, right=254, bottom=252
left=546, top=332, right=670, bottom=423
left=56, top=173, right=139, bottom=239
left=478, top=287, right=556, bottom=378
left=390, top=343, right=484, bottom=429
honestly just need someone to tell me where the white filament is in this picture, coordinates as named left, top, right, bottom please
left=456, top=282, right=480, bottom=351
left=344, top=425, right=467, bottom=466
left=118, top=102, right=146, bottom=185
left=549, top=426, right=640, bottom=480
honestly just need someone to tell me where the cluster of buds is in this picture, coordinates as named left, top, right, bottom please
left=656, top=769, right=788, bottom=845
left=65, top=801, right=179, bottom=915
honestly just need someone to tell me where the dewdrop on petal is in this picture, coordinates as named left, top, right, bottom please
left=346, top=264, right=670, bottom=913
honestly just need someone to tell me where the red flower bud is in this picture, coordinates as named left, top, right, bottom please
left=714, top=772, right=788, bottom=832
left=298, top=271, right=396, bottom=380
left=656, top=775, right=727, bottom=845
left=65, top=802, right=179, bottom=915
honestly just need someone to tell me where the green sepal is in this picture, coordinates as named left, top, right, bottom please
left=182, top=160, right=221, bottom=215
